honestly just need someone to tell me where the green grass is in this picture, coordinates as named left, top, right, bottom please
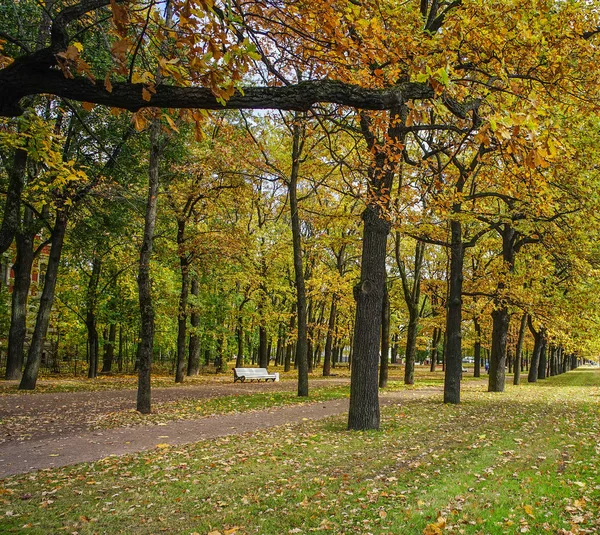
left=1, top=368, right=598, bottom=534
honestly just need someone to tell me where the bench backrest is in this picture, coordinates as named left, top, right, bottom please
left=234, top=368, right=271, bottom=376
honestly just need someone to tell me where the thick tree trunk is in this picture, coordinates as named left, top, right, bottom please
left=488, top=225, right=517, bottom=392
left=323, top=296, right=336, bottom=377
left=187, top=277, right=200, bottom=376
left=513, top=313, right=527, bottom=385
left=19, top=210, right=67, bottom=390
left=5, top=209, right=35, bottom=380
left=136, top=118, right=162, bottom=413
left=379, top=286, right=390, bottom=388
left=488, top=307, right=509, bottom=392
left=538, top=335, right=547, bottom=380
left=444, top=220, right=464, bottom=404
left=348, top=206, right=389, bottom=430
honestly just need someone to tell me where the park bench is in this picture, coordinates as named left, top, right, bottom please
left=233, top=367, right=278, bottom=383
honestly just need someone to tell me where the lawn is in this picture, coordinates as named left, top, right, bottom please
left=1, top=368, right=598, bottom=535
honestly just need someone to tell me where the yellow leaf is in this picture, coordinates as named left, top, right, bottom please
left=155, top=443, right=170, bottom=449
left=73, top=42, right=84, bottom=52
left=164, top=113, right=179, bottom=132
left=142, top=88, right=152, bottom=102
left=523, top=504, right=534, bottom=517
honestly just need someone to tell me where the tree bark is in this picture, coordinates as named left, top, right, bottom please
left=513, top=313, right=527, bottom=385
left=348, top=206, right=390, bottom=430
left=473, top=317, right=481, bottom=378
left=5, top=208, right=35, bottom=380
left=288, top=116, right=309, bottom=395
left=379, top=285, right=390, bottom=388
left=527, top=317, right=543, bottom=383
left=175, top=220, right=189, bottom=383
left=444, top=220, right=464, bottom=404
left=284, top=303, right=296, bottom=372
left=489, top=225, right=517, bottom=392
left=347, top=108, right=404, bottom=430
left=430, top=327, right=442, bottom=373
left=0, top=148, right=27, bottom=255
left=488, top=307, right=509, bottom=391
left=397, top=237, right=425, bottom=385
left=538, top=335, right=547, bottom=380
left=187, top=277, right=201, bottom=375
left=86, top=255, right=101, bottom=379
left=136, top=117, right=162, bottom=413
left=19, top=210, right=68, bottom=390
left=323, top=296, right=337, bottom=377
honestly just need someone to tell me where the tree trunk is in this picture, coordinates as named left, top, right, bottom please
left=323, top=296, right=336, bottom=377
left=379, top=285, right=390, bottom=388
left=187, top=277, right=200, bottom=375
left=284, top=303, right=296, bottom=372
left=86, top=255, right=101, bottom=379
left=513, top=313, right=527, bottom=385
left=488, top=307, right=509, bottom=392
left=348, top=206, right=390, bottom=430
left=136, top=117, right=162, bottom=413
left=444, top=220, right=464, bottom=404
left=19, top=210, right=68, bottom=390
left=391, top=333, right=399, bottom=364
left=527, top=318, right=543, bottom=383
left=538, top=335, right=547, bottom=380
left=430, top=327, right=442, bottom=373
left=86, top=311, right=99, bottom=378
left=288, top=117, right=309, bottom=395
left=5, top=208, right=35, bottom=380
left=347, top=110, right=403, bottom=430
left=102, top=323, right=116, bottom=373
left=473, top=317, right=481, bottom=378
left=0, top=148, right=27, bottom=255
left=489, top=225, right=517, bottom=392
left=118, top=324, right=123, bottom=372
left=175, top=226, right=189, bottom=383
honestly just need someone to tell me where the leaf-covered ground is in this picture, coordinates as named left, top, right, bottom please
left=1, top=368, right=598, bottom=535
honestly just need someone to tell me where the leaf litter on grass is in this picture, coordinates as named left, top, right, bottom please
left=0, top=369, right=598, bottom=534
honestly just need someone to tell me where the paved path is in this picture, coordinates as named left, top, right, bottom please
left=0, top=387, right=442, bottom=478
left=0, top=378, right=349, bottom=444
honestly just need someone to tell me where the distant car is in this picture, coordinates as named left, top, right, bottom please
left=462, top=356, right=474, bottom=363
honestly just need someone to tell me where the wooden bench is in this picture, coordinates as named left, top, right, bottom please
left=233, top=367, right=277, bottom=383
